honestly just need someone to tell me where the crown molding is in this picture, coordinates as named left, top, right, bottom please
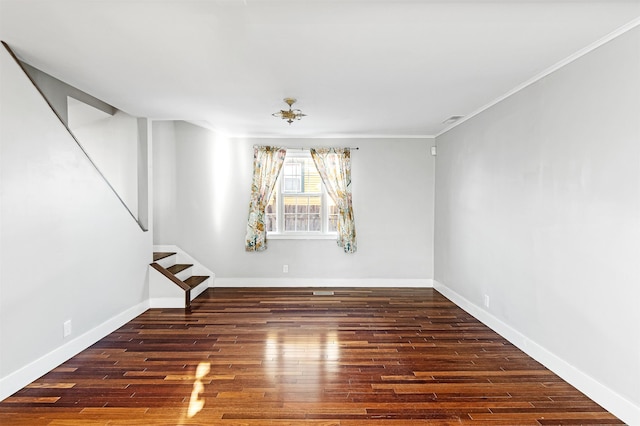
left=239, top=133, right=436, bottom=140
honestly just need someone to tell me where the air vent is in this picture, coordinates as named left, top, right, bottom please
left=313, top=291, right=334, bottom=296
left=442, top=115, right=464, bottom=125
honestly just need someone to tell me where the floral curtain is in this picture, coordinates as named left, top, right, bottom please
left=245, top=146, right=287, bottom=251
left=310, top=148, right=357, bottom=253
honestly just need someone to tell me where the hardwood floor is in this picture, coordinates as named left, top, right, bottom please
left=0, top=288, right=621, bottom=425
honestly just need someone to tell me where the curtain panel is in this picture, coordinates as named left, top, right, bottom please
left=310, top=148, right=357, bottom=253
left=245, top=146, right=287, bottom=251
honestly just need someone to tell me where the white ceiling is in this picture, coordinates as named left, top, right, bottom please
left=1, top=0, right=639, bottom=138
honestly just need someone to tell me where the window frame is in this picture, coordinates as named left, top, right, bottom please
left=266, top=151, right=338, bottom=240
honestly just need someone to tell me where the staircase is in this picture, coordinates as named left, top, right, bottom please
left=150, top=251, right=211, bottom=310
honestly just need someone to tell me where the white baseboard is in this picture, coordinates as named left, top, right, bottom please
left=215, top=278, right=433, bottom=288
left=148, top=297, right=185, bottom=308
left=0, top=301, right=149, bottom=401
left=433, top=280, right=640, bottom=426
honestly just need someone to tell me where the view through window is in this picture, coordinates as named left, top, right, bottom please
left=266, top=152, right=338, bottom=236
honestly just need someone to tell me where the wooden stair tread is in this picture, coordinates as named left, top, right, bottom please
left=167, top=264, right=193, bottom=274
left=150, top=262, right=204, bottom=311
left=149, top=263, right=190, bottom=292
left=183, top=276, right=209, bottom=289
left=153, top=252, right=176, bottom=261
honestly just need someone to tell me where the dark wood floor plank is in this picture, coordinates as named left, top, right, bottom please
left=0, top=287, right=620, bottom=425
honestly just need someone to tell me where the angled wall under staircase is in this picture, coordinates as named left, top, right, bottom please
left=149, top=246, right=215, bottom=309
left=15, top=45, right=149, bottom=232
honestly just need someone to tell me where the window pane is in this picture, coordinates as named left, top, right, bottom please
left=296, top=196, right=308, bottom=214
left=284, top=178, right=300, bottom=192
left=284, top=162, right=301, bottom=177
left=284, top=214, right=296, bottom=231
left=310, top=214, right=321, bottom=231
left=303, top=158, right=322, bottom=193
left=266, top=191, right=277, bottom=232
left=284, top=196, right=296, bottom=213
left=283, top=163, right=302, bottom=193
left=296, top=214, right=308, bottom=231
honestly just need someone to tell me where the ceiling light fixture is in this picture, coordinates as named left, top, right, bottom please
left=272, top=98, right=306, bottom=124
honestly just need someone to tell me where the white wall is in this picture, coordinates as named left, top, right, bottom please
left=434, top=27, right=640, bottom=423
left=152, top=121, right=178, bottom=244
left=0, top=46, right=152, bottom=398
left=153, top=121, right=435, bottom=286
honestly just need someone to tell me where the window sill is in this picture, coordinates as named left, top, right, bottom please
left=267, top=233, right=338, bottom=240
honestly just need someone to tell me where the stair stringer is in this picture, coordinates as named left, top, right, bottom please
left=149, top=265, right=189, bottom=308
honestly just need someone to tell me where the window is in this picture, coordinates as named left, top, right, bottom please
left=266, top=151, right=338, bottom=238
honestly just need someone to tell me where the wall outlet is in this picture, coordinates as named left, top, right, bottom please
left=63, top=319, right=72, bottom=337
left=283, top=264, right=288, bottom=273
left=483, top=295, right=490, bottom=308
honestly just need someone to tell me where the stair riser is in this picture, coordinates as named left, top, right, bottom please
left=152, top=247, right=216, bottom=309
left=190, top=278, right=210, bottom=301
left=154, top=245, right=215, bottom=279
left=188, top=267, right=209, bottom=278
left=156, top=255, right=177, bottom=269
left=173, top=269, right=193, bottom=281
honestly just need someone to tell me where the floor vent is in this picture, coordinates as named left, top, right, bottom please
left=313, top=291, right=334, bottom=296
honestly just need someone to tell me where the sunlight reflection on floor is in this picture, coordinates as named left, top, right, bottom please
left=187, top=361, right=211, bottom=418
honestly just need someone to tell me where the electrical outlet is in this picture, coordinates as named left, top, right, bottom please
left=63, top=319, right=72, bottom=337
left=483, top=295, right=490, bottom=308
left=283, top=264, right=289, bottom=273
